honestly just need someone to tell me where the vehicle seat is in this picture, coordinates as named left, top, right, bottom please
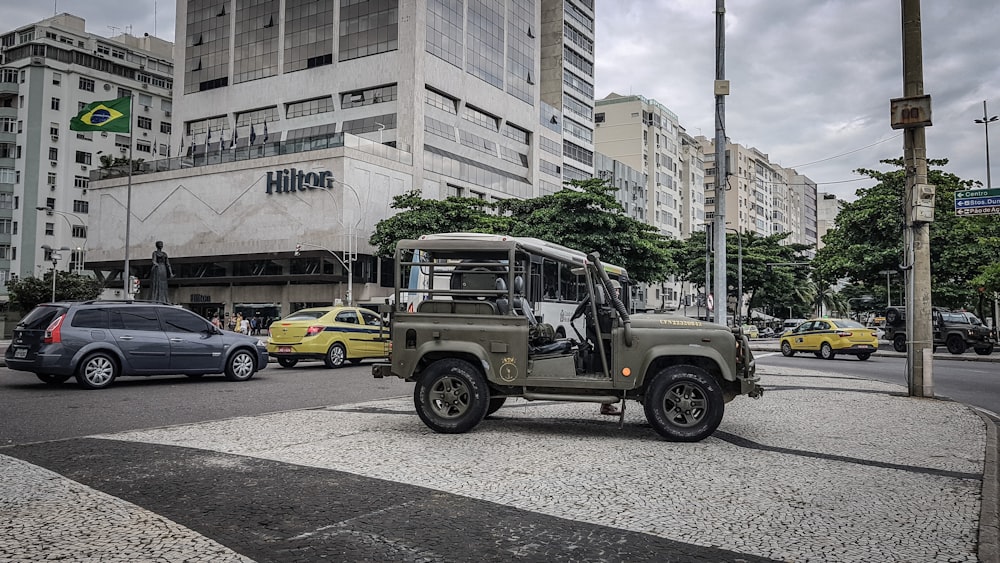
left=512, top=275, right=539, bottom=327
left=495, top=277, right=510, bottom=315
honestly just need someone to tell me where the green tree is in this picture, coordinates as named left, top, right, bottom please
left=369, top=179, right=673, bottom=283
left=7, top=272, right=104, bottom=313
left=813, top=158, right=1000, bottom=309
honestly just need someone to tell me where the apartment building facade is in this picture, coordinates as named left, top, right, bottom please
left=0, top=14, right=174, bottom=298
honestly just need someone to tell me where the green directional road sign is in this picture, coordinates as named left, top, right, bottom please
left=956, top=188, right=1000, bottom=199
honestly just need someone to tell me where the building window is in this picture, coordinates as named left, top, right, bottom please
left=466, top=0, right=504, bottom=89
left=284, top=0, right=335, bottom=73
left=338, top=0, right=399, bottom=62
left=79, top=77, right=94, bottom=92
left=52, top=73, right=61, bottom=86
left=160, top=122, right=171, bottom=134
left=137, top=116, right=152, bottom=130
left=136, top=141, right=151, bottom=153
left=50, top=98, right=60, bottom=111
left=426, top=0, right=463, bottom=67
left=74, top=176, right=89, bottom=190
left=72, top=225, right=87, bottom=238
left=48, top=148, right=58, bottom=161
left=462, top=105, right=498, bottom=132
left=118, top=87, right=132, bottom=99
left=0, top=194, right=12, bottom=209
left=340, top=84, right=397, bottom=109
left=75, top=151, right=92, bottom=165
left=233, top=0, right=280, bottom=84
left=0, top=245, right=11, bottom=260
left=47, top=172, right=57, bottom=186
left=73, top=200, right=89, bottom=213
left=45, top=222, right=54, bottom=236
left=286, top=96, right=335, bottom=118
left=425, top=87, right=458, bottom=114
left=342, top=113, right=397, bottom=136
left=0, top=219, right=12, bottom=234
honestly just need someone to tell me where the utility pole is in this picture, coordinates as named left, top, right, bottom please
left=897, top=0, right=934, bottom=397
left=713, top=0, right=729, bottom=326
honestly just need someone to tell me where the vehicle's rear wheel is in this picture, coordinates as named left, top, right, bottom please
left=946, top=335, right=967, bottom=355
left=644, top=365, right=724, bottom=442
left=857, top=353, right=871, bottom=361
left=324, top=343, right=346, bottom=368
left=225, top=349, right=256, bottom=381
left=36, top=373, right=71, bottom=385
left=975, top=345, right=993, bottom=356
left=486, top=397, right=507, bottom=416
left=893, top=334, right=907, bottom=353
left=76, top=352, right=118, bottom=390
left=780, top=341, right=795, bottom=356
left=820, top=342, right=835, bottom=360
left=277, top=357, right=298, bottom=368
left=414, top=358, right=489, bottom=433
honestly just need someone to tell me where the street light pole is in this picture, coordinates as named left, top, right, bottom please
left=975, top=100, right=997, bottom=189
left=878, top=269, right=895, bottom=307
left=36, top=207, right=87, bottom=275
left=294, top=241, right=354, bottom=305
left=301, top=177, right=365, bottom=305
left=40, top=244, right=70, bottom=302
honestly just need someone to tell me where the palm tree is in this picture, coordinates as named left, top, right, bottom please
left=793, top=280, right=851, bottom=318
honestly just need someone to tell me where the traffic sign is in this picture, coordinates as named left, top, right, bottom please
left=956, top=188, right=1000, bottom=199
left=955, top=189, right=1000, bottom=216
left=956, top=206, right=1000, bottom=216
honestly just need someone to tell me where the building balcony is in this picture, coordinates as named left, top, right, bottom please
left=0, top=80, right=17, bottom=96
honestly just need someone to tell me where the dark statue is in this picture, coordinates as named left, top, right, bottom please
left=151, top=241, right=173, bottom=302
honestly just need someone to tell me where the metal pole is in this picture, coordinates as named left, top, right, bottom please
left=975, top=100, right=997, bottom=189
left=713, top=0, right=729, bottom=326
left=51, top=260, right=57, bottom=302
left=124, top=95, right=135, bottom=298
left=901, top=0, right=933, bottom=397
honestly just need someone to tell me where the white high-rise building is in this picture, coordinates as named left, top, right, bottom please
left=0, top=14, right=173, bottom=298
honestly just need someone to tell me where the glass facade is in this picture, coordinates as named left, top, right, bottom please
left=342, top=113, right=397, bottom=135
left=506, top=0, right=535, bottom=104
left=185, top=0, right=231, bottom=93
left=426, top=0, right=464, bottom=68
left=466, top=0, right=504, bottom=89
left=284, top=0, right=335, bottom=72
left=339, top=0, right=399, bottom=62
left=286, top=97, right=335, bottom=119
left=234, top=0, right=279, bottom=84
left=340, top=84, right=398, bottom=109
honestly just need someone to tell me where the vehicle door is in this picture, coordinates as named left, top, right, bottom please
left=931, top=309, right=944, bottom=343
left=158, top=307, right=225, bottom=373
left=809, top=320, right=833, bottom=350
left=333, top=309, right=366, bottom=357
left=359, top=309, right=386, bottom=356
left=789, top=321, right=816, bottom=351
left=108, top=307, right=169, bottom=373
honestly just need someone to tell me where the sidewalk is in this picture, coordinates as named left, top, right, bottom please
left=1, top=363, right=997, bottom=562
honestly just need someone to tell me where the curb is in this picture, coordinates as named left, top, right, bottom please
left=978, top=409, right=1000, bottom=563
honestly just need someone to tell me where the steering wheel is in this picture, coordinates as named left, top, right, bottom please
left=570, top=294, right=591, bottom=322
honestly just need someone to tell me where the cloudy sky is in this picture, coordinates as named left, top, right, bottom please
left=8, top=1, right=998, bottom=201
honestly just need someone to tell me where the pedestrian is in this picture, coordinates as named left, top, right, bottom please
left=241, top=316, right=250, bottom=335
left=250, top=316, right=258, bottom=335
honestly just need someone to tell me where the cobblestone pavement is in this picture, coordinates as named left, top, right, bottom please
left=1, top=364, right=996, bottom=562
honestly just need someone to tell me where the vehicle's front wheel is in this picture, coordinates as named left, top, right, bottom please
left=225, top=349, right=257, bottom=381
left=946, top=335, right=967, bottom=355
left=893, top=334, right=907, bottom=353
left=820, top=342, right=836, bottom=360
left=975, top=345, right=994, bottom=356
left=414, top=358, right=489, bottom=433
left=324, top=343, right=346, bottom=368
left=643, top=365, right=724, bottom=442
left=36, top=373, right=71, bottom=385
left=76, top=352, right=118, bottom=390
left=857, top=353, right=871, bottom=361
left=780, top=341, right=795, bottom=356
left=277, top=357, right=298, bottom=368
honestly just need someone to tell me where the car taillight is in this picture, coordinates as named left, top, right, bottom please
left=836, top=331, right=853, bottom=338
left=305, top=325, right=324, bottom=337
left=43, top=314, right=65, bottom=344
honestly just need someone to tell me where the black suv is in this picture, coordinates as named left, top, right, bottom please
left=6, top=300, right=269, bottom=389
left=884, top=306, right=994, bottom=355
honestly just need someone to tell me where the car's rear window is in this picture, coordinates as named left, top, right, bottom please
left=284, top=311, right=327, bottom=321
left=18, top=305, right=69, bottom=329
left=833, top=319, right=865, bottom=329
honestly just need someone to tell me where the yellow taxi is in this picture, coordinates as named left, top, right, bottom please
left=779, top=318, right=879, bottom=361
left=267, top=306, right=388, bottom=368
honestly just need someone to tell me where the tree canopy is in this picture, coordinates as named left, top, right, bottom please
left=6, top=272, right=104, bottom=314
left=369, top=179, right=673, bottom=283
left=813, top=158, right=1000, bottom=310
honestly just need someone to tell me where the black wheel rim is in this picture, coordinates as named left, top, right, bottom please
left=661, top=381, right=707, bottom=428
left=428, top=375, right=471, bottom=419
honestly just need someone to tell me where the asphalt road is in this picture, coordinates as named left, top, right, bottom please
left=753, top=350, right=1000, bottom=415
left=0, top=360, right=411, bottom=447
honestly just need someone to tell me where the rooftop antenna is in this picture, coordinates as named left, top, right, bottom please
left=108, top=25, right=121, bottom=36
left=154, top=1, right=157, bottom=37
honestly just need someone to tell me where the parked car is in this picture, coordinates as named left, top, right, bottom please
left=759, top=327, right=776, bottom=338
left=884, top=306, right=994, bottom=355
left=780, top=318, right=879, bottom=360
left=5, top=300, right=268, bottom=390
left=740, top=324, right=759, bottom=339
left=267, top=306, right=388, bottom=368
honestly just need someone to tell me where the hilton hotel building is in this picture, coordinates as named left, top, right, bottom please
left=84, top=0, right=598, bottom=320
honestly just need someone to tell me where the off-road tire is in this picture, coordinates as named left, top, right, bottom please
left=643, top=365, right=724, bottom=442
left=946, top=335, right=967, bottom=355
left=414, top=358, right=489, bottom=434
left=886, top=307, right=902, bottom=326
left=277, top=357, right=298, bottom=368
left=975, top=345, right=994, bottom=356
left=780, top=341, right=795, bottom=356
left=36, top=373, right=71, bottom=385
left=857, top=352, right=871, bottom=361
left=76, top=352, right=118, bottom=390
left=893, top=334, right=907, bottom=353
left=486, top=397, right=507, bottom=416
left=225, top=349, right=257, bottom=381
left=324, top=343, right=346, bottom=368
left=820, top=342, right=836, bottom=360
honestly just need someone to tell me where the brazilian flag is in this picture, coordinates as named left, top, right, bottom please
left=70, top=96, right=131, bottom=132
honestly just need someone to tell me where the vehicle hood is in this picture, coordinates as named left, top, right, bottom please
left=627, top=314, right=732, bottom=333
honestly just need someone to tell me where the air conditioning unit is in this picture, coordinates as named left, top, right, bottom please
left=51, top=135, right=58, bottom=141
left=50, top=161, right=57, bottom=167
left=164, top=110, right=171, bottom=117
left=80, top=165, right=88, bottom=171
left=101, top=132, right=108, bottom=137
left=143, top=105, right=149, bottom=112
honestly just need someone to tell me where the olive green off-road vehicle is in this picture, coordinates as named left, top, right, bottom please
left=372, top=233, right=762, bottom=441
left=884, top=306, right=994, bottom=355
